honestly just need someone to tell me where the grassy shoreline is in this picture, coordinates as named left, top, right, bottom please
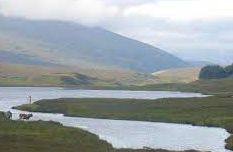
left=1, top=78, right=233, bottom=96
left=0, top=112, right=198, bottom=152
left=16, top=96, right=233, bottom=151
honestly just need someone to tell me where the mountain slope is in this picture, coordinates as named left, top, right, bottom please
left=0, top=15, right=188, bottom=72
left=152, top=67, right=201, bottom=83
left=0, top=62, right=161, bottom=87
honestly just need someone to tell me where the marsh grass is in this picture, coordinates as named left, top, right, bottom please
left=0, top=112, right=196, bottom=152
left=17, top=96, right=233, bottom=150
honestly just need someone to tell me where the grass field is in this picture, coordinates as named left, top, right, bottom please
left=0, top=62, right=161, bottom=87
left=16, top=96, right=233, bottom=150
left=0, top=62, right=124, bottom=87
left=2, top=62, right=231, bottom=91
left=129, top=78, right=233, bottom=95
left=152, top=67, right=201, bottom=83
left=0, top=112, right=197, bottom=152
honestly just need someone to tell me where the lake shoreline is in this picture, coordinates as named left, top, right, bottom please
left=14, top=108, right=233, bottom=151
left=2, top=112, right=193, bottom=152
left=15, top=96, right=233, bottom=151
left=8, top=110, right=220, bottom=152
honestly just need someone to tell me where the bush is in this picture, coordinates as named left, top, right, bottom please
left=225, top=64, right=233, bottom=76
left=199, top=65, right=228, bottom=79
left=61, top=74, right=93, bottom=85
left=61, top=76, right=79, bottom=85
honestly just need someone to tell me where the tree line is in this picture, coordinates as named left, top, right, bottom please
left=199, top=64, right=233, bottom=79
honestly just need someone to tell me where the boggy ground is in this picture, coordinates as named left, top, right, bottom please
left=0, top=113, right=197, bottom=152
left=16, top=96, right=233, bottom=151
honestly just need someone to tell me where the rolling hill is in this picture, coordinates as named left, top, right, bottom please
left=0, top=62, right=159, bottom=87
left=0, top=15, right=188, bottom=73
left=152, top=67, right=201, bottom=83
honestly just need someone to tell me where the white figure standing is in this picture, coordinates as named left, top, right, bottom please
left=29, top=96, right=32, bottom=104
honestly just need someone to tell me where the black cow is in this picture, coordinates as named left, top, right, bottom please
left=19, top=113, right=33, bottom=120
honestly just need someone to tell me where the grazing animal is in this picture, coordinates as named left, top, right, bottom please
left=4, top=111, right=12, bottom=120
left=19, top=113, right=33, bottom=120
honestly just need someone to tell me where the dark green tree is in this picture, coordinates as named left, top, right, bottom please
left=199, top=65, right=227, bottom=79
left=225, top=64, right=233, bottom=76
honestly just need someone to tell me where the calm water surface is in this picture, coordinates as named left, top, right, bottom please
left=0, top=87, right=230, bottom=152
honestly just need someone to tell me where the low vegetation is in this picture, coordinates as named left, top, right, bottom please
left=0, top=112, right=196, bottom=152
left=199, top=64, right=233, bottom=80
left=152, top=67, right=200, bottom=83
left=130, top=77, right=233, bottom=95
left=0, top=63, right=121, bottom=87
left=0, top=112, right=112, bottom=152
left=0, top=62, right=160, bottom=87
left=16, top=96, right=233, bottom=150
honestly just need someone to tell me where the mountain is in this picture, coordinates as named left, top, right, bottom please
left=0, top=15, right=188, bottom=73
left=187, top=60, right=215, bottom=67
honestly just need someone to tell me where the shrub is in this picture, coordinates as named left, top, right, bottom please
left=225, top=64, right=233, bottom=76
left=199, top=65, right=227, bottom=79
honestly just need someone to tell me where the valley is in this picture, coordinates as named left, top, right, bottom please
left=0, top=12, right=232, bottom=152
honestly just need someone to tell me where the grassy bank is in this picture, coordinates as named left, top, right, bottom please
left=16, top=96, right=233, bottom=150
left=84, top=78, right=233, bottom=96
left=0, top=113, right=112, bottom=152
left=1, top=68, right=233, bottom=95
left=129, top=78, right=233, bottom=95
left=0, top=112, right=194, bottom=152
left=1, top=62, right=232, bottom=94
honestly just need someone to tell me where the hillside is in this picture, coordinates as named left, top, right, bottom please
left=0, top=62, right=159, bottom=87
left=152, top=67, right=201, bottom=83
left=186, top=60, right=214, bottom=67
left=0, top=15, right=187, bottom=73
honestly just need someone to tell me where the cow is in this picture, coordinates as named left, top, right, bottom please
left=19, top=113, right=33, bottom=120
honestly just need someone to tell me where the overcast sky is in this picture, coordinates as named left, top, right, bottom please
left=0, top=0, right=233, bottom=64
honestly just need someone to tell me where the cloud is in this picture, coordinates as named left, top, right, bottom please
left=0, top=0, right=119, bottom=25
left=3, top=0, right=233, bottom=23
left=114, top=18, right=233, bottom=64
left=123, top=0, right=233, bottom=21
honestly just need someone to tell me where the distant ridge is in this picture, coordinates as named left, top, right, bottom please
left=187, top=60, right=215, bottom=67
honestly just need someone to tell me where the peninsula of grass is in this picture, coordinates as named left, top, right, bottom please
left=0, top=112, right=196, bottom=152
left=16, top=96, right=233, bottom=150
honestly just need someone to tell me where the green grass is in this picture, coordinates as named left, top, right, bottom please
left=0, top=112, right=191, bottom=152
left=16, top=96, right=233, bottom=150
left=0, top=113, right=112, bottom=152
left=0, top=62, right=158, bottom=87
left=130, top=78, right=233, bottom=95
left=1, top=61, right=232, bottom=92
left=1, top=63, right=232, bottom=93
left=0, top=74, right=108, bottom=87
left=87, top=78, right=233, bottom=96
left=0, top=75, right=62, bottom=86
left=0, top=73, right=123, bottom=88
